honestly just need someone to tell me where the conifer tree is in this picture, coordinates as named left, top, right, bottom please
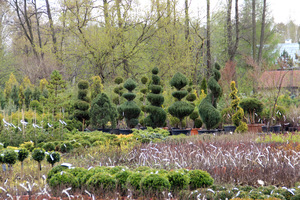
left=24, top=87, right=32, bottom=109
left=74, top=80, right=90, bottom=131
left=11, top=85, right=19, bottom=109
left=90, top=76, right=104, bottom=100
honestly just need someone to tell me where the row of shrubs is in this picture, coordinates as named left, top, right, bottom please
left=47, top=165, right=214, bottom=198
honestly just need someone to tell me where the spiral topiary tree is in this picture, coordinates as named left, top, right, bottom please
left=198, top=63, right=222, bottom=130
left=230, top=81, right=248, bottom=133
left=118, top=78, right=141, bottom=128
left=168, top=72, right=194, bottom=129
left=144, top=67, right=166, bottom=128
left=74, top=80, right=90, bottom=131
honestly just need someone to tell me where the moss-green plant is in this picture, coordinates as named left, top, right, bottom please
left=18, top=148, right=29, bottom=174
left=198, top=63, right=222, bottom=129
left=49, top=171, right=79, bottom=189
left=86, top=172, right=116, bottom=193
left=230, top=81, right=248, bottom=133
left=240, top=97, right=263, bottom=124
left=167, top=171, right=190, bottom=191
left=47, top=165, right=69, bottom=183
left=90, top=76, right=104, bottom=100
left=3, top=149, right=17, bottom=166
left=42, top=142, right=55, bottom=151
left=118, top=78, right=141, bottom=128
left=60, top=142, right=73, bottom=153
left=188, top=169, right=214, bottom=189
left=32, top=148, right=45, bottom=171
left=140, top=173, right=171, bottom=196
left=144, top=67, right=166, bottom=128
left=46, top=151, right=61, bottom=167
left=115, top=170, right=133, bottom=194
left=168, top=72, right=194, bottom=129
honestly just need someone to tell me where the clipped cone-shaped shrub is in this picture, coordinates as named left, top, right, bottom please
left=168, top=72, right=194, bottom=128
left=144, top=67, right=166, bottom=128
left=198, top=63, right=222, bottom=129
left=118, top=78, right=141, bottom=128
left=90, top=93, right=117, bottom=129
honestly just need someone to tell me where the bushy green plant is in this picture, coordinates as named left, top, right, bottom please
left=140, top=173, right=171, bottom=196
left=198, top=63, right=222, bottom=129
left=29, top=100, right=42, bottom=114
left=90, top=93, right=117, bottom=129
left=115, top=170, right=133, bottom=194
left=19, top=141, right=35, bottom=151
left=47, top=165, right=69, bottom=183
left=3, top=149, right=18, bottom=165
left=46, top=151, right=61, bottom=167
left=126, top=172, right=145, bottom=192
left=86, top=172, right=116, bottom=192
left=188, top=169, right=214, bottom=189
left=118, top=78, right=141, bottom=128
left=43, top=142, right=55, bottom=151
left=17, top=148, right=29, bottom=163
left=49, top=171, right=79, bottom=189
left=240, top=97, right=263, bottom=124
left=167, top=171, right=190, bottom=191
left=90, top=76, right=104, bottom=100
left=230, top=81, right=248, bottom=133
left=194, top=118, right=203, bottom=128
left=144, top=67, right=166, bottom=128
left=32, top=148, right=45, bottom=170
left=74, top=80, right=90, bottom=130
left=60, top=142, right=73, bottom=153
left=168, top=72, right=194, bottom=129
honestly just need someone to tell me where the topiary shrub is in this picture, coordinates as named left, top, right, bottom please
left=194, top=118, right=203, bottom=128
left=32, top=148, right=45, bottom=171
left=43, top=142, right=55, bottom=151
left=90, top=76, right=104, bottom=100
left=167, top=171, right=190, bottom=191
left=126, top=172, right=145, bottom=192
left=74, top=80, right=90, bottom=131
left=18, top=148, right=29, bottom=174
left=118, top=78, right=141, bottom=128
left=60, top=142, right=73, bottom=153
left=115, top=170, right=133, bottom=195
left=140, top=174, right=171, bottom=197
left=47, top=165, right=69, bottom=183
left=86, top=172, right=116, bottom=195
left=46, top=151, right=61, bottom=167
left=3, top=149, right=17, bottom=168
left=144, top=67, right=167, bottom=128
left=168, top=72, right=194, bottom=129
left=230, top=81, right=248, bottom=133
left=188, top=169, right=214, bottom=189
left=90, top=93, right=117, bottom=129
left=198, top=63, right=222, bottom=129
left=49, top=171, right=79, bottom=194
left=240, top=97, right=263, bottom=124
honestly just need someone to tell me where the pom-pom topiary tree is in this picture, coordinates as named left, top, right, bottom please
left=229, top=81, right=248, bottom=133
left=74, top=80, right=90, bottom=131
left=90, top=93, right=117, bottom=129
left=240, top=97, right=263, bottom=124
left=168, top=72, right=194, bottom=129
left=46, top=151, right=61, bottom=167
left=118, top=78, right=141, bottom=128
left=18, top=148, right=29, bottom=176
left=198, top=63, right=222, bottom=130
left=32, top=148, right=45, bottom=173
left=144, top=67, right=166, bottom=128
left=3, top=149, right=17, bottom=171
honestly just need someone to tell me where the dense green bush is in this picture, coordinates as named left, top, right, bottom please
left=144, top=67, right=166, bottom=128
left=140, top=174, right=171, bottom=196
left=43, top=142, right=55, bottom=151
left=47, top=165, right=69, bottom=183
left=168, top=72, right=194, bottom=128
left=60, top=142, right=73, bottom=153
left=240, top=97, right=263, bottom=124
left=46, top=151, right=61, bottom=167
left=198, top=63, right=222, bottom=129
left=188, top=169, right=214, bottom=189
left=17, top=148, right=29, bottom=163
left=115, top=170, right=133, bottom=194
left=126, top=172, right=145, bottom=191
left=32, top=148, right=45, bottom=170
left=49, top=171, right=79, bottom=189
left=86, top=172, right=116, bottom=192
left=167, top=171, right=190, bottom=191
left=3, top=149, right=18, bottom=165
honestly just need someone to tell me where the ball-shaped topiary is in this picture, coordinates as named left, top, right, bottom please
left=144, top=67, right=166, bottom=128
left=114, top=77, right=124, bottom=85
left=230, top=81, right=248, bottom=133
left=32, top=148, right=45, bottom=163
left=86, top=172, right=116, bottom=192
left=168, top=72, right=194, bottom=129
left=3, top=149, right=18, bottom=165
left=140, top=174, right=171, bottom=196
left=188, top=169, right=214, bottom=189
left=47, top=165, right=69, bottom=183
left=17, top=148, right=29, bottom=163
left=118, top=78, right=141, bottom=128
left=46, top=151, right=61, bottom=167
left=198, top=63, right=222, bottom=129
left=43, top=142, right=55, bottom=151
left=239, top=97, right=263, bottom=124
left=167, top=171, right=190, bottom=191
left=90, top=93, right=118, bottom=129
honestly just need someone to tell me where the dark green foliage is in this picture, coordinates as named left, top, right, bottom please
left=291, top=194, right=300, bottom=200
left=77, top=89, right=89, bottom=101
left=186, top=93, right=196, bottom=102
left=3, top=149, right=17, bottom=165
left=140, top=174, right=171, bottom=195
left=172, top=90, right=188, bottom=101
left=123, top=93, right=136, bottom=101
left=49, top=171, right=78, bottom=189
left=168, top=101, right=194, bottom=121
left=141, top=76, right=148, bottom=84
left=47, top=165, right=69, bottom=182
left=200, top=78, right=208, bottom=94
left=115, top=170, right=133, bottom=193
left=140, top=88, right=147, bottom=94
left=74, top=80, right=90, bottom=127
left=114, top=77, right=124, bottom=85
left=144, top=67, right=166, bottom=128
left=60, top=142, right=73, bottom=153
left=24, top=87, right=32, bottom=109
left=167, top=171, right=190, bottom=191
left=194, top=118, right=203, bottom=128
left=32, top=87, right=41, bottom=101
left=11, top=85, right=19, bottom=109
left=189, top=110, right=199, bottom=121
left=187, top=87, right=192, bottom=93
left=126, top=172, right=144, bottom=191
left=240, top=97, right=263, bottom=123
left=198, top=63, right=222, bottom=129
left=17, top=148, right=29, bottom=162
left=119, top=78, right=140, bottom=128
left=188, top=169, right=214, bottom=189
left=30, top=100, right=42, bottom=114
left=86, top=172, right=116, bottom=191
left=170, top=72, right=188, bottom=90
left=32, top=148, right=45, bottom=163
left=78, top=80, right=89, bottom=89
left=0, top=89, right=6, bottom=109
left=90, top=93, right=117, bottom=129
left=74, top=101, right=90, bottom=111
left=42, top=88, right=48, bottom=98
left=46, top=151, right=61, bottom=167
left=43, top=142, right=55, bottom=151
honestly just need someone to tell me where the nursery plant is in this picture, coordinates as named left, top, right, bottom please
left=31, top=148, right=45, bottom=172
left=118, top=78, right=141, bottom=128
left=239, top=97, right=263, bottom=124
left=229, top=81, right=248, bottom=132
left=46, top=151, right=61, bottom=167
left=168, top=72, right=194, bottom=129
left=90, top=76, right=104, bottom=100
left=3, top=148, right=17, bottom=170
left=17, top=148, right=29, bottom=175
left=74, top=80, right=90, bottom=131
left=90, top=93, right=117, bottom=129
left=198, top=63, right=222, bottom=129
left=144, top=67, right=167, bottom=128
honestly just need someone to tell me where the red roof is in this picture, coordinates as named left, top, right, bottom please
left=259, top=70, right=300, bottom=89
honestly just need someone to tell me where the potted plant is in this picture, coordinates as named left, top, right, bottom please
left=239, top=97, right=264, bottom=133
left=144, top=67, right=167, bottom=128
left=118, top=78, right=141, bottom=134
left=198, top=63, right=222, bottom=133
left=90, top=93, right=118, bottom=133
left=168, top=72, right=194, bottom=135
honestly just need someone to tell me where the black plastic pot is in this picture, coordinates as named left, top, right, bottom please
left=270, top=125, right=281, bottom=133
left=171, top=129, right=191, bottom=135
left=119, top=129, right=133, bottom=135
left=223, top=125, right=236, bottom=132
left=97, top=128, right=111, bottom=133
left=198, top=129, right=219, bottom=134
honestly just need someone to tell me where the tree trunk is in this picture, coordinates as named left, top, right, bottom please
left=206, top=0, right=211, bottom=79
left=45, top=0, right=58, bottom=55
left=103, top=0, right=109, bottom=28
left=184, top=0, right=189, bottom=41
left=257, top=0, right=266, bottom=66
left=252, top=0, right=256, bottom=59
